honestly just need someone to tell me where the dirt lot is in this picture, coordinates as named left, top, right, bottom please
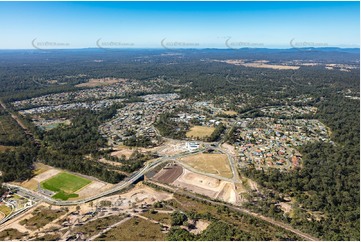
left=242, top=62, right=300, bottom=70
left=152, top=164, right=184, bottom=183
left=75, top=78, right=127, bottom=88
left=93, top=182, right=173, bottom=207
left=219, top=59, right=300, bottom=70
left=98, top=158, right=123, bottom=167
left=76, top=181, right=114, bottom=200
left=111, top=145, right=137, bottom=159
left=186, top=126, right=215, bottom=139
left=34, top=168, right=61, bottom=183
left=171, top=169, right=238, bottom=204
left=189, top=220, right=210, bottom=235
left=180, top=153, right=233, bottom=178
left=222, top=110, right=238, bottom=116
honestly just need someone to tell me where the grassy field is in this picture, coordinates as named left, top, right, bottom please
left=96, top=217, right=165, bottom=241
left=141, top=211, right=172, bottom=225
left=186, top=126, right=215, bottom=139
left=0, top=205, right=12, bottom=217
left=180, top=153, right=233, bottom=178
left=52, top=191, right=79, bottom=200
left=41, top=172, right=91, bottom=200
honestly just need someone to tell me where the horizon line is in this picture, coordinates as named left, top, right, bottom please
left=0, top=46, right=360, bottom=51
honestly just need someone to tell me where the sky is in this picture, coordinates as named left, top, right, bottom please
left=0, top=1, right=359, bottom=49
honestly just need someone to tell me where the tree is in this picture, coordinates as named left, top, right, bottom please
left=171, top=211, right=188, bottom=226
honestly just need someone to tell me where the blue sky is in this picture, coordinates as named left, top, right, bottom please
left=0, top=1, right=359, bottom=49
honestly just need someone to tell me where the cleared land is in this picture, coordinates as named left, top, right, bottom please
left=180, top=153, right=233, bottom=178
left=220, top=59, right=300, bottom=70
left=12, top=165, right=60, bottom=191
left=76, top=180, right=113, bottom=199
left=96, top=217, right=166, bottom=241
left=76, top=78, right=126, bottom=87
left=186, top=126, right=215, bottom=139
left=242, top=63, right=300, bottom=70
left=170, top=169, right=238, bottom=204
left=153, top=165, right=183, bottom=183
left=41, top=172, right=91, bottom=200
left=223, top=110, right=238, bottom=116
left=111, top=145, right=138, bottom=159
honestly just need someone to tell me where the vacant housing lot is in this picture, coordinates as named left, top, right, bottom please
left=171, top=169, right=238, bottom=204
left=180, top=153, right=233, bottom=178
left=186, top=125, right=215, bottom=139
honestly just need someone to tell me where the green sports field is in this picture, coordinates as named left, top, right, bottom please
left=41, top=172, right=91, bottom=200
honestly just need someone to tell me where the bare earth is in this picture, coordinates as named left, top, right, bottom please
left=189, top=220, right=210, bottom=235
left=223, top=110, right=238, bottom=116
left=76, top=181, right=114, bottom=200
left=216, top=59, right=300, bottom=70
left=75, top=78, right=127, bottom=87
left=33, top=169, right=61, bottom=183
left=171, top=169, right=238, bottom=204
left=153, top=165, right=183, bottom=183
left=12, top=166, right=61, bottom=191
left=180, top=153, right=233, bottom=178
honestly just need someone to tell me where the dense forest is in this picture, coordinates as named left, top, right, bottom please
left=37, top=107, right=126, bottom=183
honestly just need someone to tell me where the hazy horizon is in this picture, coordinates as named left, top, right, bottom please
left=0, top=1, right=359, bottom=49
